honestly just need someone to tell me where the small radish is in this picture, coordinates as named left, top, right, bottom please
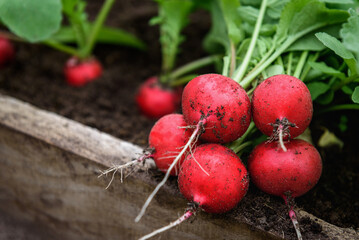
left=182, top=73, right=251, bottom=143
left=0, top=36, right=15, bottom=67
left=149, top=113, right=199, bottom=176
left=139, top=143, right=249, bottom=240
left=251, top=74, right=313, bottom=151
left=248, top=139, right=322, bottom=240
left=64, top=57, right=102, bottom=87
left=99, top=114, right=197, bottom=187
left=135, top=77, right=182, bottom=119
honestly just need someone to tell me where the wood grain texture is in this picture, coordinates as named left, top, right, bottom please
left=0, top=94, right=280, bottom=240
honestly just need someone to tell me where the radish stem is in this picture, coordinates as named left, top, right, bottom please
left=293, top=51, right=308, bottom=79
left=169, top=55, right=220, bottom=81
left=232, top=0, right=268, bottom=83
left=81, top=0, right=115, bottom=58
left=240, top=21, right=337, bottom=89
left=301, top=52, right=320, bottom=81
left=222, top=56, right=230, bottom=77
left=43, top=40, right=79, bottom=56
left=135, top=120, right=206, bottom=222
left=287, top=52, right=293, bottom=75
left=276, top=55, right=284, bottom=69
left=169, top=74, right=198, bottom=87
left=229, top=41, right=236, bottom=78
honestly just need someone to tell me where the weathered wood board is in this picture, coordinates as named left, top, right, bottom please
left=0, top=94, right=358, bottom=240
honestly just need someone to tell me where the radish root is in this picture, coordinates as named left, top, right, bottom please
left=284, top=193, right=303, bottom=240
left=98, top=151, right=153, bottom=188
left=268, top=118, right=296, bottom=151
left=139, top=204, right=197, bottom=240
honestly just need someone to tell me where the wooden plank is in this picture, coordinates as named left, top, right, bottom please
left=0, top=94, right=281, bottom=240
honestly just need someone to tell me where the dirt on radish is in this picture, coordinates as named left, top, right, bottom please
left=182, top=73, right=251, bottom=143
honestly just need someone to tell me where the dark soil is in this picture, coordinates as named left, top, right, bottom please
left=0, top=1, right=358, bottom=239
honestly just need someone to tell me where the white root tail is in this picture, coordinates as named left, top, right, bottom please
left=285, top=194, right=303, bottom=240
left=139, top=209, right=194, bottom=240
left=289, top=209, right=303, bottom=240
left=278, top=125, right=287, bottom=152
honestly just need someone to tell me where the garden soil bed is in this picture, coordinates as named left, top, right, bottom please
left=1, top=0, right=358, bottom=239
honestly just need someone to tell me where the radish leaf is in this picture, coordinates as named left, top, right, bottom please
left=203, top=0, right=230, bottom=54
left=0, top=0, right=62, bottom=42
left=315, top=32, right=357, bottom=74
left=220, top=0, right=243, bottom=46
left=308, top=61, right=346, bottom=79
left=50, top=25, right=146, bottom=50
left=308, top=82, right=331, bottom=100
left=152, top=0, right=193, bottom=74
left=340, top=10, right=359, bottom=70
left=352, top=86, right=359, bottom=103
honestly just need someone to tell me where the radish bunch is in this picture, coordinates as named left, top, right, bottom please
left=110, top=73, right=321, bottom=240
left=139, top=73, right=251, bottom=239
left=140, top=74, right=321, bottom=239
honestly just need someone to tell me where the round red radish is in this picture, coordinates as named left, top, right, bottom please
left=149, top=114, right=197, bottom=176
left=178, top=144, right=249, bottom=213
left=182, top=74, right=251, bottom=143
left=136, top=77, right=182, bottom=119
left=0, top=37, right=15, bottom=67
left=64, top=57, right=103, bottom=87
left=248, top=139, right=322, bottom=199
left=251, top=74, right=313, bottom=140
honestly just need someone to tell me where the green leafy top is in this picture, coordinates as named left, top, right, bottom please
left=0, top=0, right=62, bottom=42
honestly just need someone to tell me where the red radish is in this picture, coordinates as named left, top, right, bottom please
left=182, top=74, right=251, bottom=143
left=139, top=144, right=249, bottom=240
left=179, top=143, right=249, bottom=213
left=248, top=139, right=322, bottom=240
left=135, top=77, right=182, bottom=119
left=64, top=57, right=102, bottom=87
left=0, top=36, right=15, bottom=67
left=149, top=113, right=199, bottom=176
left=248, top=139, right=322, bottom=198
left=251, top=74, right=313, bottom=150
